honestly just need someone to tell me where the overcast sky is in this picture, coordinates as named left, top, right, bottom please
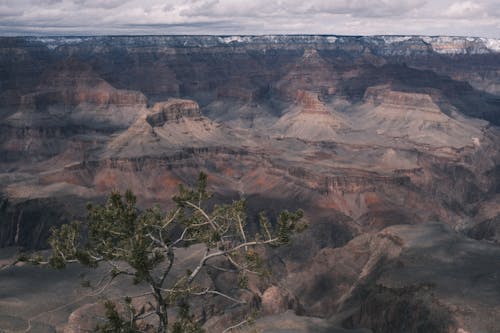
left=0, top=0, right=499, bottom=37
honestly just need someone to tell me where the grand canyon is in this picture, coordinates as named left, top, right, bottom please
left=1, top=35, right=500, bottom=333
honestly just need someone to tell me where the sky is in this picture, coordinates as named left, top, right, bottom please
left=0, top=0, right=499, bottom=37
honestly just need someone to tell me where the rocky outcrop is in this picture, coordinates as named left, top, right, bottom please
left=294, top=90, right=331, bottom=114
left=8, top=58, right=147, bottom=131
left=284, top=223, right=500, bottom=332
left=343, top=283, right=456, bottom=333
left=275, top=48, right=339, bottom=100
left=260, top=286, right=303, bottom=315
left=23, top=58, right=147, bottom=110
left=363, top=85, right=443, bottom=112
left=204, top=85, right=277, bottom=129
left=106, top=99, right=235, bottom=158
left=272, top=90, right=348, bottom=141
left=146, top=99, right=201, bottom=127
left=355, top=85, right=487, bottom=148
left=467, top=215, right=500, bottom=243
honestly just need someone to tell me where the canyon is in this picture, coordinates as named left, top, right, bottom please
left=0, top=35, right=500, bottom=333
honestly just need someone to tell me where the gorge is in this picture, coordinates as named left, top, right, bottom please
left=0, top=35, right=500, bottom=333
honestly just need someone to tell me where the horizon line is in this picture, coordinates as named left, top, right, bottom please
left=1, top=33, right=497, bottom=39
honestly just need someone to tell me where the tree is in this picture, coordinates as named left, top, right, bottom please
left=34, top=172, right=305, bottom=333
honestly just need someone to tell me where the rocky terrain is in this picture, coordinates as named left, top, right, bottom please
left=0, top=35, right=500, bottom=333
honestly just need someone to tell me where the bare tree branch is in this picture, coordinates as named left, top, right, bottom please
left=185, top=200, right=220, bottom=230
left=192, top=288, right=246, bottom=305
left=221, top=318, right=251, bottom=333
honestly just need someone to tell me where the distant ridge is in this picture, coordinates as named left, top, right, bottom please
left=6, top=35, right=499, bottom=54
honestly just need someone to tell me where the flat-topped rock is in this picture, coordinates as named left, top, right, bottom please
left=146, top=99, right=201, bottom=127
left=363, top=85, right=442, bottom=114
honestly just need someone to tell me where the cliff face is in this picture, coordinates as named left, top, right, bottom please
left=1, top=35, right=500, bottom=333
left=146, top=99, right=202, bottom=127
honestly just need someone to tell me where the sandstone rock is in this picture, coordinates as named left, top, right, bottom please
left=9, top=58, right=147, bottom=131
left=260, top=286, right=300, bottom=315
left=272, top=90, right=349, bottom=141
left=363, top=85, right=443, bottom=113
left=294, top=90, right=330, bottom=114
left=354, top=84, right=488, bottom=148
left=106, top=99, right=238, bottom=158
left=146, top=99, right=202, bottom=127
left=31, top=58, right=147, bottom=110
left=275, top=48, right=339, bottom=100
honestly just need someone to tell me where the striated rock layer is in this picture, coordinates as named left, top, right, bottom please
left=1, top=35, right=500, bottom=333
left=146, top=99, right=202, bottom=127
left=272, top=90, right=348, bottom=141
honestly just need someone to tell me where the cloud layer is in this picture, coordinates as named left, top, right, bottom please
left=0, top=0, right=499, bottom=37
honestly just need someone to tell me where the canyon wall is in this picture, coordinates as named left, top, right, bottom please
left=1, top=35, right=500, bottom=333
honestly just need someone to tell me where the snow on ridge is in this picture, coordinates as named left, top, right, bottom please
left=381, top=36, right=413, bottom=43
left=24, top=35, right=500, bottom=53
left=218, top=36, right=252, bottom=44
left=27, top=36, right=92, bottom=50
left=481, top=38, right=500, bottom=52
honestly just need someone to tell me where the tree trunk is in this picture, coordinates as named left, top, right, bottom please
left=155, top=289, right=169, bottom=333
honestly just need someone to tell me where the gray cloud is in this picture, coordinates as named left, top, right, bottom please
left=0, top=0, right=498, bottom=37
left=72, top=0, right=125, bottom=9
left=445, top=1, right=486, bottom=18
left=294, top=0, right=428, bottom=17
left=0, top=6, right=24, bottom=18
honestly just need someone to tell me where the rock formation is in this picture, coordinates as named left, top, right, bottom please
left=146, top=99, right=202, bottom=127
left=13, top=58, right=147, bottom=127
left=0, top=35, right=500, bottom=333
left=354, top=85, right=487, bottom=148
left=272, top=90, right=348, bottom=141
left=283, top=223, right=500, bottom=333
left=106, top=98, right=237, bottom=159
left=275, top=48, right=339, bottom=100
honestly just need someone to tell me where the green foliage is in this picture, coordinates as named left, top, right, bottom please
left=171, top=302, right=203, bottom=333
left=17, top=253, right=30, bottom=262
left=48, top=221, right=81, bottom=268
left=276, top=209, right=306, bottom=245
left=95, top=300, right=140, bottom=333
left=44, top=171, right=306, bottom=333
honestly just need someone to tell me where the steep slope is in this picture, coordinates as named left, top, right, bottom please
left=353, top=85, right=487, bottom=148
left=275, top=48, right=339, bottom=100
left=203, top=86, right=279, bottom=129
left=107, top=98, right=239, bottom=158
left=0, top=58, right=148, bottom=163
left=282, top=223, right=500, bottom=333
left=7, top=58, right=147, bottom=129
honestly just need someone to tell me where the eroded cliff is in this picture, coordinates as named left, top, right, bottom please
left=1, top=35, right=500, bottom=333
